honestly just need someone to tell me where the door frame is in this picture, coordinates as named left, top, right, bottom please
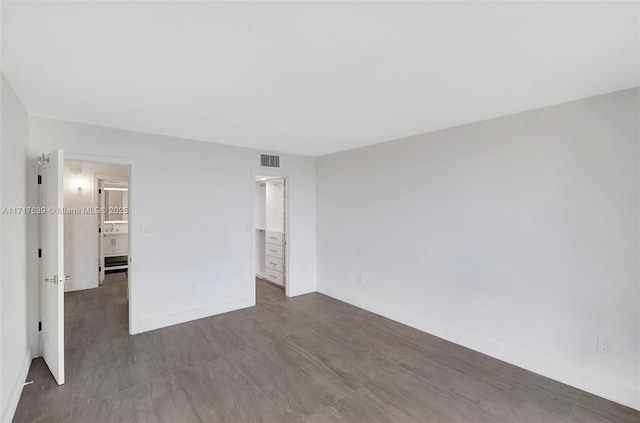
left=95, top=174, right=129, bottom=285
left=48, top=152, right=135, bottom=335
left=251, top=169, right=290, bottom=300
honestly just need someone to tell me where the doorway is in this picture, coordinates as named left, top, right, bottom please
left=254, top=174, right=288, bottom=303
left=63, top=160, right=130, bottom=350
left=97, top=177, right=129, bottom=285
left=38, top=151, right=133, bottom=385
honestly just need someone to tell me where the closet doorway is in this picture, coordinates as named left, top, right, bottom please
left=254, top=175, right=288, bottom=302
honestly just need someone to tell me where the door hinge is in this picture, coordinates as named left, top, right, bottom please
left=37, top=175, right=42, bottom=185
left=99, top=188, right=102, bottom=194
left=99, top=266, right=102, bottom=272
left=38, top=248, right=42, bottom=258
left=38, top=322, right=42, bottom=332
left=98, top=227, right=101, bottom=233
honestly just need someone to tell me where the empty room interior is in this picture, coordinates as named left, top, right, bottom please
left=1, top=1, right=639, bottom=422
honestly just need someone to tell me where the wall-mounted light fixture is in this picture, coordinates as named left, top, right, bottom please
left=75, top=177, right=88, bottom=191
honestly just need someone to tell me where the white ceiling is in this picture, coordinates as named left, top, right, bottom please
left=2, top=2, right=639, bottom=156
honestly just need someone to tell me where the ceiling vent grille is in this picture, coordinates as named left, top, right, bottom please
left=260, top=154, right=280, bottom=168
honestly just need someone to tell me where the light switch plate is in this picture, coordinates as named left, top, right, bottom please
left=597, top=337, right=611, bottom=355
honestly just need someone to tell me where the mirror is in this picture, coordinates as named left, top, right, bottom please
left=104, top=188, right=128, bottom=222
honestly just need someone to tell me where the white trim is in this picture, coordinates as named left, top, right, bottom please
left=287, top=282, right=316, bottom=297
left=1, top=349, right=31, bottom=423
left=251, top=169, right=291, bottom=299
left=318, top=286, right=640, bottom=411
left=64, top=153, right=133, bottom=167
left=95, top=173, right=128, bottom=286
left=250, top=173, right=257, bottom=304
left=130, top=296, right=254, bottom=334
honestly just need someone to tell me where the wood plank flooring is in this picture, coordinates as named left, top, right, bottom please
left=13, top=275, right=639, bottom=422
left=256, top=278, right=285, bottom=303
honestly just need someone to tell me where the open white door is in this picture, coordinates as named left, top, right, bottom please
left=41, top=149, right=66, bottom=385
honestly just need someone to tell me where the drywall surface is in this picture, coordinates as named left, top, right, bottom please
left=266, top=179, right=284, bottom=232
left=28, top=117, right=317, bottom=334
left=0, top=73, right=31, bottom=422
left=317, top=88, right=640, bottom=409
left=63, top=160, right=128, bottom=292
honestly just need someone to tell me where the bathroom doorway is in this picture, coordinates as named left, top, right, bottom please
left=63, top=160, right=130, bottom=348
left=97, top=177, right=129, bottom=285
left=253, top=174, right=288, bottom=303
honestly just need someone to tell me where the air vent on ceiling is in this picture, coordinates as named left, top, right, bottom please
left=260, top=154, right=280, bottom=168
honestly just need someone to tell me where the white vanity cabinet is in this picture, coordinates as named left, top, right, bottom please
left=103, top=233, right=128, bottom=257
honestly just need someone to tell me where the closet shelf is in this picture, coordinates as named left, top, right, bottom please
left=255, top=227, right=283, bottom=233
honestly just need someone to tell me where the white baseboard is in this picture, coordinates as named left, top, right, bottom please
left=288, top=282, right=316, bottom=297
left=319, top=286, right=640, bottom=411
left=130, top=296, right=254, bottom=334
left=1, top=348, right=32, bottom=423
left=130, top=281, right=318, bottom=335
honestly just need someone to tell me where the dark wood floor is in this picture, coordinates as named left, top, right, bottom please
left=256, top=278, right=285, bottom=303
left=14, top=275, right=639, bottom=422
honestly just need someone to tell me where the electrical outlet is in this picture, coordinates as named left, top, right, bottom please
left=356, top=274, right=363, bottom=284
left=597, top=337, right=611, bottom=355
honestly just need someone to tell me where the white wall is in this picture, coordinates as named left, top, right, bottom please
left=254, top=182, right=267, bottom=277
left=0, top=73, right=31, bottom=422
left=255, top=181, right=266, bottom=229
left=28, top=117, right=317, bottom=335
left=317, top=88, right=640, bottom=410
left=63, top=160, right=128, bottom=292
left=266, top=179, right=284, bottom=232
